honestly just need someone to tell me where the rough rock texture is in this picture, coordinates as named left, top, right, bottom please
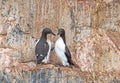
left=0, top=0, right=120, bottom=83
left=0, top=64, right=120, bottom=83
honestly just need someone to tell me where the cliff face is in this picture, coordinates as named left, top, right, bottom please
left=0, top=0, right=120, bottom=83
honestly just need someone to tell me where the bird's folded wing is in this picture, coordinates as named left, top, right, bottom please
left=65, top=46, right=71, bottom=58
left=35, top=42, right=49, bottom=62
left=65, top=46, right=74, bottom=65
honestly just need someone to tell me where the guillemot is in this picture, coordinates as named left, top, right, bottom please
left=55, top=28, right=74, bottom=66
left=35, top=28, right=55, bottom=64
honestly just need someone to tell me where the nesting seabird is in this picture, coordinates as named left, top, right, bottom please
left=55, top=28, right=74, bottom=66
left=35, top=28, right=55, bottom=64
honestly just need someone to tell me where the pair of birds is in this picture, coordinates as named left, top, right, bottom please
left=35, top=28, right=74, bottom=66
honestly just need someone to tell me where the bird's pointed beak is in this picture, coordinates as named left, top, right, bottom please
left=51, top=32, right=56, bottom=36
left=57, top=32, right=59, bottom=35
left=57, top=30, right=60, bottom=35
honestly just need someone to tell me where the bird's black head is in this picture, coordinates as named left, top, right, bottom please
left=57, top=28, right=65, bottom=36
left=57, top=28, right=66, bottom=44
left=42, top=28, right=55, bottom=36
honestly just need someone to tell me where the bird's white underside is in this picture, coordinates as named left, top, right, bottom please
left=35, top=39, right=39, bottom=47
left=55, top=37, right=69, bottom=66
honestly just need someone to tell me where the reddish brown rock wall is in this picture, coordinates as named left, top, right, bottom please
left=0, top=0, right=120, bottom=82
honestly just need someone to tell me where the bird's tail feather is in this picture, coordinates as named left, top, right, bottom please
left=69, top=59, right=80, bottom=68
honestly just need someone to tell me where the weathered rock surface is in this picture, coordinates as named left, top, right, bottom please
left=0, top=64, right=120, bottom=83
left=0, top=0, right=120, bottom=82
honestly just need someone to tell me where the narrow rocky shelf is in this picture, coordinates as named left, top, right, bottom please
left=0, top=63, right=120, bottom=83
left=0, top=0, right=120, bottom=83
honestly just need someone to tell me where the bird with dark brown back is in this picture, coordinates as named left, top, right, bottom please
left=35, top=28, right=55, bottom=64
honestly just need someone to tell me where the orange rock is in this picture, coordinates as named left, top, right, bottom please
left=0, top=24, right=7, bottom=35
left=0, top=35, right=6, bottom=48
